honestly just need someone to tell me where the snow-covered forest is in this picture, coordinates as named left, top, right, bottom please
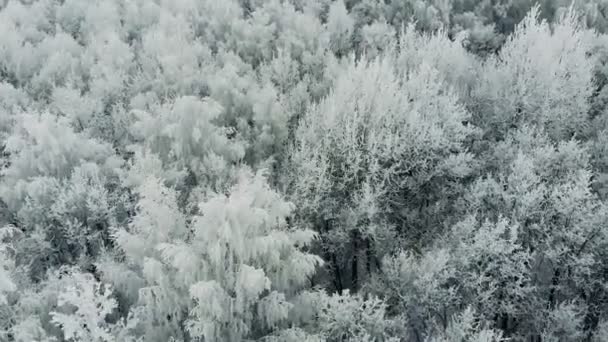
left=2, top=0, right=608, bottom=341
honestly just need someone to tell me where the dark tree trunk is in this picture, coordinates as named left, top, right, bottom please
left=352, top=230, right=359, bottom=291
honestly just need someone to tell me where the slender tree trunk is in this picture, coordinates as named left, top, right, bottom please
left=549, top=268, right=561, bottom=309
left=332, top=253, right=344, bottom=294
left=323, top=219, right=343, bottom=294
left=352, top=230, right=359, bottom=291
left=365, top=237, right=372, bottom=275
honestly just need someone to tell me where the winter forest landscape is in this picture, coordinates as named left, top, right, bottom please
left=6, top=0, right=608, bottom=341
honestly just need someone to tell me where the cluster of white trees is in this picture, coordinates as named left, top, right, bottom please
left=2, top=0, right=608, bottom=341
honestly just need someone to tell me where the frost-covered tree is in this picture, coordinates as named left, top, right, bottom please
left=291, top=38, right=475, bottom=292
left=472, top=5, right=595, bottom=141
left=291, top=289, right=399, bottom=341
left=181, top=170, right=322, bottom=341
left=3, top=264, right=140, bottom=342
left=395, top=24, right=477, bottom=98
left=0, top=112, right=124, bottom=280
left=135, top=9, right=211, bottom=100
left=324, top=0, right=355, bottom=57
left=129, top=95, right=245, bottom=189
left=426, top=307, right=505, bottom=342
left=50, top=269, right=118, bottom=342
left=109, top=174, right=188, bottom=342
left=453, top=127, right=608, bottom=339
left=0, top=225, right=17, bottom=306
left=110, top=170, right=322, bottom=341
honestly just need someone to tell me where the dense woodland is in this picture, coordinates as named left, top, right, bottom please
left=2, top=0, right=608, bottom=341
